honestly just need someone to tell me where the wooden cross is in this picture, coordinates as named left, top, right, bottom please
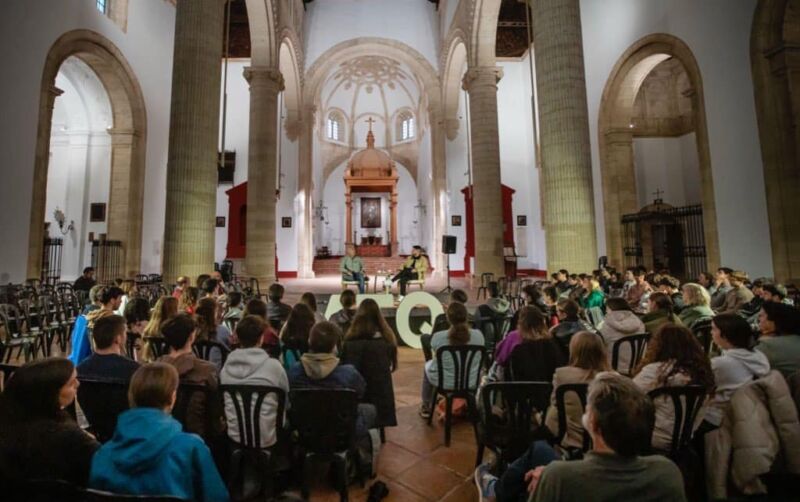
left=365, top=117, right=376, bottom=131
left=653, top=189, right=664, bottom=201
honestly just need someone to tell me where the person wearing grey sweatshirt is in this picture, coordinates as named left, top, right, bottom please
left=220, top=316, right=289, bottom=448
left=705, top=314, right=770, bottom=427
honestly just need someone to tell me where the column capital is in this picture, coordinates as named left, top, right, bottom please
left=243, top=66, right=285, bottom=91
left=45, top=85, right=64, bottom=111
left=107, top=127, right=137, bottom=145
left=462, top=66, right=504, bottom=92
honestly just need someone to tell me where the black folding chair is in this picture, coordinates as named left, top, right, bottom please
left=0, top=363, right=19, bottom=391
left=475, top=381, right=553, bottom=468
left=477, top=273, right=494, bottom=300
left=648, top=385, right=707, bottom=459
left=290, top=388, right=363, bottom=502
left=475, top=309, right=513, bottom=368
left=220, top=384, right=287, bottom=501
left=192, top=339, right=230, bottom=366
left=0, top=303, right=42, bottom=362
left=554, top=383, right=592, bottom=453
left=611, top=333, right=650, bottom=376
left=426, top=345, right=485, bottom=446
left=77, top=377, right=130, bottom=442
left=144, top=336, right=168, bottom=360
left=691, top=318, right=714, bottom=355
left=84, top=489, right=187, bottom=501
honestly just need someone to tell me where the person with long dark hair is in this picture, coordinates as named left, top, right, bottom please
left=641, top=292, right=682, bottom=334
left=419, top=302, right=484, bottom=418
left=0, top=358, right=99, bottom=487
left=341, top=298, right=399, bottom=428
left=633, top=324, right=715, bottom=451
left=279, top=303, right=317, bottom=369
left=194, top=297, right=232, bottom=367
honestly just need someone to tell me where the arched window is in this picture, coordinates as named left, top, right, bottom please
left=326, top=111, right=344, bottom=142
left=96, top=0, right=107, bottom=13
left=396, top=111, right=415, bottom=141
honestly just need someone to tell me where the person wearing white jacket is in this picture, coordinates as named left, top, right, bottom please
left=599, top=298, right=646, bottom=373
left=705, top=313, right=771, bottom=427
left=220, top=315, right=289, bottom=448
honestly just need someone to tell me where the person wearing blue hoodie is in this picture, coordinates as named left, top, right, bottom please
left=89, top=363, right=229, bottom=502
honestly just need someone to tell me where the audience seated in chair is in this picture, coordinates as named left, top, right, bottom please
left=77, top=315, right=139, bottom=382
left=624, top=266, right=652, bottom=313
left=755, top=302, right=800, bottom=378
left=422, top=289, right=471, bottom=361
left=544, top=332, right=610, bottom=449
left=475, top=373, right=686, bottom=502
left=142, top=296, right=179, bottom=362
left=178, top=286, right=199, bottom=315
left=419, top=303, right=485, bottom=419
left=300, top=292, right=327, bottom=324
left=657, top=276, right=685, bottom=314
left=194, top=297, right=232, bottom=368
left=715, top=270, right=754, bottom=316
left=223, top=292, right=244, bottom=325
left=330, top=289, right=358, bottom=334
left=709, top=267, right=733, bottom=311
left=477, top=282, right=511, bottom=321
left=632, top=324, right=714, bottom=452
left=89, top=363, right=229, bottom=502
left=267, top=283, right=292, bottom=328
left=579, top=277, right=606, bottom=313
left=157, top=314, right=225, bottom=438
left=391, top=245, right=428, bottom=296
left=598, top=297, right=645, bottom=369
left=287, top=322, right=376, bottom=437
left=0, top=358, right=99, bottom=487
left=279, top=303, right=316, bottom=370
left=495, top=306, right=563, bottom=381
left=341, top=298, right=399, bottom=428
left=548, top=299, right=594, bottom=355
left=69, top=287, right=124, bottom=366
left=642, top=292, right=682, bottom=334
left=702, top=314, right=771, bottom=429
left=123, top=298, right=150, bottom=361
left=243, top=298, right=280, bottom=356
left=220, top=315, right=289, bottom=449
left=678, top=283, right=714, bottom=330
left=172, top=276, right=189, bottom=300
left=73, top=266, right=97, bottom=294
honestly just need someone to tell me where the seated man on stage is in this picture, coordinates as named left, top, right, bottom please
left=340, top=245, right=366, bottom=294
left=392, top=245, right=429, bottom=296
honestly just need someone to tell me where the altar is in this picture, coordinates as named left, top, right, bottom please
left=344, top=124, right=399, bottom=257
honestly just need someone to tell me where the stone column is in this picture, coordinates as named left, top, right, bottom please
left=26, top=85, right=63, bottom=280
left=533, top=0, right=598, bottom=274
left=463, top=66, right=506, bottom=278
left=429, top=104, right=448, bottom=277
left=107, top=127, right=143, bottom=277
left=295, top=104, right=316, bottom=278
left=243, top=66, right=284, bottom=285
left=162, top=0, right=225, bottom=283
left=345, top=190, right=353, bottom=246
left=390, top=189, right=399, bottom=256
left=601, top=128, right=637, bottom=268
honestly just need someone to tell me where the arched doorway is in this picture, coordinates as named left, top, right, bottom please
left=598, top=34, right=720, bottom=275
left=27, top=30, right=146, bottom=281
left=751, top=0, right=800, bottom=282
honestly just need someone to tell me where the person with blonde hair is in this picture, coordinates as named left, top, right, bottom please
left=142, top=296, right=179, bottom=361
left=172, top=276, right=189, bottom=300
left=89, top=363, right=228, bottom=501
left=545, top=331, right=610, bottom=449
left=178, top=286, right=200, bottom=315
left=579, top=277, right=605, bottom=312
left=678, top=283, right=714, bottom=329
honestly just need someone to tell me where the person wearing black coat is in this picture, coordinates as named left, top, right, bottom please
left=0, top=358, right=100, bottom=492
left=508, top=337, right=567, bottom=382
left=341, top=299, right=399, bottom=428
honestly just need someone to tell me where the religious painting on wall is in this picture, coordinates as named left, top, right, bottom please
left=361, top=198, right=381, bottom=228
left=517, top=215, right=527, bottom=227
left=282, top=217, right=292, bottom=228
left=90, top=203, right=106, bottom=222
left=215, top=217, right=226, bottom=228
left=451, top=215, right=462, bottom=227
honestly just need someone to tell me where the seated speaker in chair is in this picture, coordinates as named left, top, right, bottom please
left=392, top=245, right=428, bottom=296
left=341, top=245, right=367, bottom=294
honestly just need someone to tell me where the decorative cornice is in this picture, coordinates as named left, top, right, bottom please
left=461, top=66, right=503, bottom=91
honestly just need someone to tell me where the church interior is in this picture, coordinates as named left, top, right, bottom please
left=1, top=1, right=800, bottom=501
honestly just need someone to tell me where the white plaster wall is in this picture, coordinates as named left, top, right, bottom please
left=497, top=56, right=546, bottom=271
left=303, top=0, right=440, bottom=70
left=445, top=84, right=469, bottom=272
left=580, top=0, right=772, bottom=278
left=633, top=133, right=701, bottom=208
left=0, top=0, right=176, bottom=283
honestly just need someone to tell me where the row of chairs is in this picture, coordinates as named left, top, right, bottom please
left=475, top=273, right=536, bottom=309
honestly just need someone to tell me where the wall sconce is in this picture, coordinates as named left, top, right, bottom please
left=53, top=207, right=74, bottom=235
left=413, top=199, right=427, bottom=225
left=315, top=200, right=329, bottom=225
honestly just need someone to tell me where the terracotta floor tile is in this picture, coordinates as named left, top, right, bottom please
left=377, top=442, right=423, bottom=478
left=395, top=458, right=465, bottom=501
left=441, top=478, right=481, bottom=502
left=428, top=442, right=479, bottom=477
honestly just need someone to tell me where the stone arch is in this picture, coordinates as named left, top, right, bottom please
left=279, top=32, right=303, bottom=140
left=245, top=0, right=278, bottom=67
left=471, top=0, right=503, bottom=67
left=751, top=0, right=800, bottom=282
left=598, top=33, right=720, bottom=272
left=441, top=34, right=469, bottom=140
left=27, top=29, right=147, bottom=279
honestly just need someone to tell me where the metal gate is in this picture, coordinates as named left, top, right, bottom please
left=91, top=239, right=123, bottom=282
left=41, top=237, right=63, bottom=284
left=621, top=204, right=707, bottom=281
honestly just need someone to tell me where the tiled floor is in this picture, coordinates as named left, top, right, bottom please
left=303, top=347, right=483, bottom=501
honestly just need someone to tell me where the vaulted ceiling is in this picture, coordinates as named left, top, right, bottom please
left=222, top=0, right=530, bottom=60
